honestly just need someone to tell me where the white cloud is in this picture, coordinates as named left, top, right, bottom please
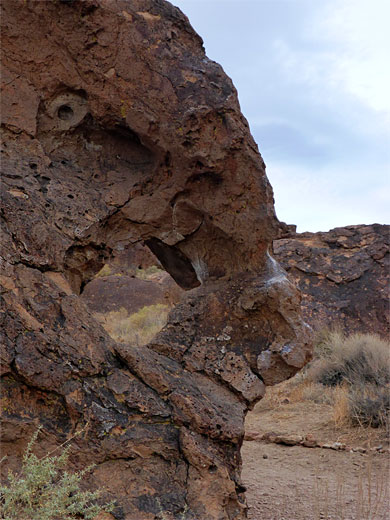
left=274, top=0, right=390, bottom=120
left=314, top=0, right=390, bottom=114
left=267, top=160, right=390, bottom=232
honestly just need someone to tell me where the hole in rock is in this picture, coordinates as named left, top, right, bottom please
left=58, top=104, right=74, bottom=120
left=54, top=119, right=189, bottom=347
left=80, top=242, right=185, bottom=347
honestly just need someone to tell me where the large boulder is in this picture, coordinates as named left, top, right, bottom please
left=274, top=224, right=389, bottom=338
left=0, top=1, right=311, bottom=518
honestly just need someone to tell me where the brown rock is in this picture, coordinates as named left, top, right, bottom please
left=272, top=434, right=303, bottom=446
left=262, top=432, right=280, bottom=443
left=273, top=224, right=390, bottom=337
left=302, top=434, right=318, bottom=448
left=353, top=447, right=367, bottom=453
left=0, top=1, right=312, bottom=518
left=244, top=431, right=264, bottom=442
left=330, top=442, right=346, bottom=451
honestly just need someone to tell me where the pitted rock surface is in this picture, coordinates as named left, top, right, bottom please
left=0, top=1, right=311, bottom=518
left=273, top=224, right=389, bottom=338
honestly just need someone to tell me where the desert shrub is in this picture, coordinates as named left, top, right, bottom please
left=310, top=331, right=390, bottom=387
left=95, top=304, right=170, bottom=346
left=349, top=384, right=390, bottom=429
left=308, top=331, right=390, bottom=428
left=0, top=428, right=114, bottom=520
left=312, top=327, right=344, bottom=359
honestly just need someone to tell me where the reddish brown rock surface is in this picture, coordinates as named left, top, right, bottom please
left=84, top=223, right=389, bottom=343
left=0, top=1, right=311, bottom=518
left=273, top=224, right=389, bottom=337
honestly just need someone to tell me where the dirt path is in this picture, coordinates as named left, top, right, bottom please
left=242, top=391, right=390, bottom=520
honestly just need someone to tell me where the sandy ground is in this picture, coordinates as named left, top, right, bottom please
left=242, top=387, right=390, bottom=520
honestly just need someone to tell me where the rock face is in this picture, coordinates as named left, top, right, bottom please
left=0, top=1, right=311, bottom=519
left=83, top=224, right=390, bottom=345
left=273, top=224, right=389, bottom=338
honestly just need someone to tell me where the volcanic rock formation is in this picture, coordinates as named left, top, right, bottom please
left=0, top=1, right=311, bottom=518
left=82, top=224, right=390, bottom=342
left=274, top=224, right=390, bottom=338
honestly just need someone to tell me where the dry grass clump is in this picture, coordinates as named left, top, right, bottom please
left=331, top=384, right=351, bottom=428
left=348, top=384, right=390, bottom=428
left=311, top=451, right=389, bottom=520
left=94, top=263, right=164, bottom=280
left=95, top=304, right=170, bottom=346
left=94, top=264, right=113, bottom=278
left=299, top=381, right=335, bottom=405
left=308, top=330, right=390, bottom=429
left=135, top=265, right=163, bottom=280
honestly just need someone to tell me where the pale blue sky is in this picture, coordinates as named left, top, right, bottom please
left=172, top=0, right=390, bottom=232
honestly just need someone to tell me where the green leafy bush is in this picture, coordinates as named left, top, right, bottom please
left=0, top=428, right=114, bottom=520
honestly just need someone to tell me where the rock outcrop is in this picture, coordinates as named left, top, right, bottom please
left=82, top=224, right=390, bottom=345
left=0, top=1, right=311, bottom=518
left=274, top=224, right=389, bottom=338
